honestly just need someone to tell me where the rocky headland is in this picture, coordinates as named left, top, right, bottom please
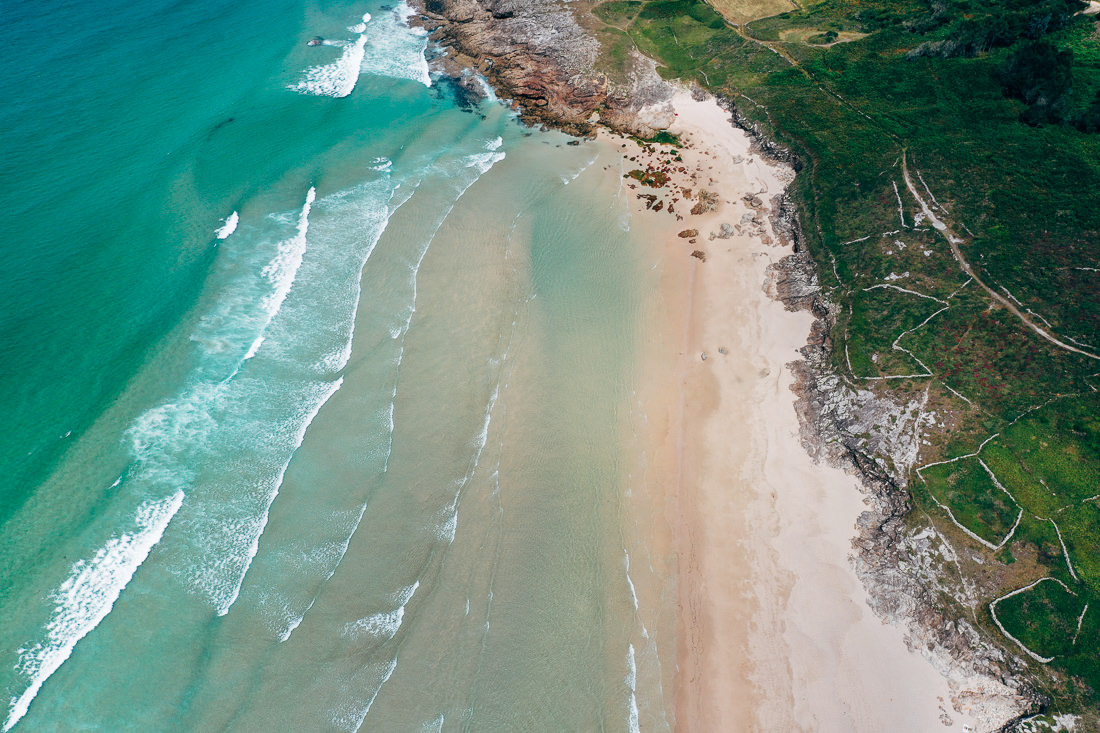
left=414, top=0, right=676, bottom=136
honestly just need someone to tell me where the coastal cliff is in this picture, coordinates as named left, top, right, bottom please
left=410, top=0, right=1049, bottom=728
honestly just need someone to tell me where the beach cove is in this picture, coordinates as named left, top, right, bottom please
left=0, top=0, right=1012, bottom=726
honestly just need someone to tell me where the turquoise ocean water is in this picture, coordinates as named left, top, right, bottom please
left=1, top=0, right=673, bottom=729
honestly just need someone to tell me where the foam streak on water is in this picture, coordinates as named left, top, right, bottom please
left=292, top=2, right=428, bottom=97
left=229, top=136, right=509, bottom=647
left=244, top=187, right=316, bottom=362
left=332, top=657, right=399, bottom=732
left=4, top=491, right=184, bottom=732
left=627, top=644, right=640, bottom=733
left=215, top=211, right=239, bottom=239
left=163, top=174, right=398, bottom=616
left=381, top=139, right=506, bottom=473
left=292, top=35, right=369, bottom=98
left=360, top=2, right=431, bottom=88
left=215, top=376, right=343, bottom=616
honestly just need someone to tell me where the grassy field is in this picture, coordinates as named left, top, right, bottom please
left=582, top=0, right=1100, bottom=714
left=920, top=456, right=1022, bottom=547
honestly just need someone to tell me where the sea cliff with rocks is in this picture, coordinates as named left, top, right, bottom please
left=411, top=0, right=1049, bottom=727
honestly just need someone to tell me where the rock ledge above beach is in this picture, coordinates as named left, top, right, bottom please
left=412, top=0, right=675, bottom=137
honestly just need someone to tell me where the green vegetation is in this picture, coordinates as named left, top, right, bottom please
left=994, top=578, right=1086, bottom=659
left=646, top=130, right=683, bottom=145
left=921, top=457, right=1021, bottom=546
left=585, top=0, right=1100, bottom=712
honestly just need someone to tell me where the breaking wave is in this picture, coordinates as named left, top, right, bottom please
left=4, top=492, right=184, bottom=732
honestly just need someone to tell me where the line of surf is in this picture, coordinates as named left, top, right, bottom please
left=4, top=491, right=184, bottom=732
left=242, top=187, right=315, bottom=363
left=216, top=377, right=343, bottom=616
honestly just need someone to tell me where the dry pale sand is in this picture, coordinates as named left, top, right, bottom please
left=611, top=91, right=980, bottom=732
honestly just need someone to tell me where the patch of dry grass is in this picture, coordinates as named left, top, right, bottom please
left=702, top=0, right=795, bottom=24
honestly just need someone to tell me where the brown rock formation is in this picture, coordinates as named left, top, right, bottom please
left=412, top=0, right=674, bottom=137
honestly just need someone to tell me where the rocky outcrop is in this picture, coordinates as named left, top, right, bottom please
left=765, top=250, right=1045, bottom=730
left=412, top=0, right=674, bottom=137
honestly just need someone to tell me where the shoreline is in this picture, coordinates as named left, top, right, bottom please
left=410, top=0, right=1035, bottom=722
left=616, top=91, right=985, bottom=730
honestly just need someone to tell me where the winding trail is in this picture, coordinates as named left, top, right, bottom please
left=900, top=152, right=1100, bottom=362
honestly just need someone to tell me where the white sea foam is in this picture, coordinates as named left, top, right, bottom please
left=215, top=376, right=343, bottom=616
left=22, top=170, right=405, bottom=662
left=471, top=73, right=498, bottom=103
left=561, top=152, right=598, bottom=185
left=395, top=580, right=420, bottom=606
left=292, top=34, right=369, bottom=97
left=345, top=608, right=405, bottom=639
left=258, top=188, right=315, bottom=328
left=625, top=552, right=639, bottom=611
left=436, top=506, right=458, bottom=543
left=273, top=506, right=369, bottom=642
left=4, top=492, right=183, bottom=732
left=341, top=580, right=418, bottom=640
left=127, top=381, right=225, bottom=460
left=382, top=143, right=506, bottom=474
left=215, top=211, right=239, bottom=239
left=349, top=12, right=372, bottom=33
left=626, top=644, right=640, bottom=733
left=233, top=188, right=314, bottom=364
left=191, top=133, right=506, bottom=636
left=359, top=1, right=432, bottom=87
left=332, top=657, right=398, bottom=732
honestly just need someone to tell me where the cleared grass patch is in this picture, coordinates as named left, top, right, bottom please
left=993, top=578, right=1085, bottom=660
left=846, top=286, right=944, bottom=378
left=779, top=28, right=867, bottom=45
left=921, top=456, right=1021, bottom=548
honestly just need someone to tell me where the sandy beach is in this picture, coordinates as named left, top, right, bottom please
left=614, top=91, right=979, bottom=731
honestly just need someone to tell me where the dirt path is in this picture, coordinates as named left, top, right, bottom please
left=901, top=152, right=1100, bottom=362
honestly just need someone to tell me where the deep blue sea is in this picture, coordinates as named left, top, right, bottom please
left=0, top=0, right=674, bottom=729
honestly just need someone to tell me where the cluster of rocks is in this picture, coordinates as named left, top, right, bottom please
left=412, top=0, right=675, bottom=137
left=689, top=189, right=720, bottom=215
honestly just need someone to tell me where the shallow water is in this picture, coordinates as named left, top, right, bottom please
left=0, top=0, right=673, bottom=729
